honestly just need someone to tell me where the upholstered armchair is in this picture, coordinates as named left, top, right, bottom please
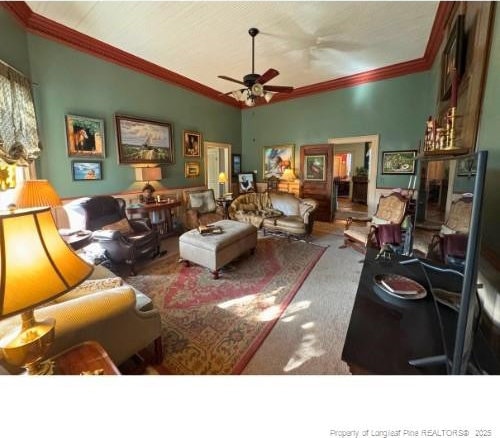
left=426, top=195, right=473, bottom=266
left=342, top=191, right=410, bottom=253
left=64, top=196, right=159, bottom=275
left=183, top=188, right=224, bottom=229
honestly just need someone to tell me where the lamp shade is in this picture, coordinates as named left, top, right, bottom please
left=15, top=180, right=61, bottom=208
left=0, top=207, right=93, bottom=318
left=282, top=168, right=296, bottom=181
left=135, top=167, right=162, bottom=182
left=218, top=172, right=228, bottom=184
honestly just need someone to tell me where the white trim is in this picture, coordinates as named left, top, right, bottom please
left=204, top=141, right=232, bottom=196
left=328, top=134, right=379, bottom=215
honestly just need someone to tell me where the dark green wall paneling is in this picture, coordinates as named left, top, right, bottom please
left=241, top=73, right=431, bottom=188
left=25, top=34, right=240, bottom=198
left=0, top=8, right=30, bottom=75
left=477, top=5, right=500, bottom=257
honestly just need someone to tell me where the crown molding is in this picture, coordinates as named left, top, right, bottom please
left=2, top=1, right=452, bottom=109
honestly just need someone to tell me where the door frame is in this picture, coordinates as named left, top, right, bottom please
left=204, top=141, right=232, bottom=196
left=328, top=135, right=379, bottom=215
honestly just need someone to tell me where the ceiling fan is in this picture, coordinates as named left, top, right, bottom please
left=218, top=28, right=294, bottom=106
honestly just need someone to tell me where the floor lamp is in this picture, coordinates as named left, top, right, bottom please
left=218, top=172, right=228, bottom=199
left=282, top=168, right=296, bottom=193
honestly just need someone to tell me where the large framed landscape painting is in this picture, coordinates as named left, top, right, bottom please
left=115, top=115, right=174, bottom=164
left=65, top=114, right=105, bottom=158
left=381, top=150, right=417, bottom=175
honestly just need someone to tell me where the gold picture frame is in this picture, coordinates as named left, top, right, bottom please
left=185, top=161, right=200, bottom=178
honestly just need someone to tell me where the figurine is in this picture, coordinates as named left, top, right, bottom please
left=139, top=183, right=156, bottom=204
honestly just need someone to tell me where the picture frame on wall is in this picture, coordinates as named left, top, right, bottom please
left=381, top=150, right=417, bottom=175
left=232, top=154, right=241, bottom=176
left=238, top=172, right=256, bottom=193
left=65, top=114, right=105, bottom=158
left=183, top=130, right=202, bottom=157
left=304, top=155, right=326, bottom=181
left=72, top=160, right=103, bottom=181
left=115, top=115, right=174, bottom=164
left=457, top=156, right=477, bottom=177
left=262, top=144, right=294, bottom=179
left=184, top=161, right=200, bottom=178
left=440, top=14, right=465, bottom=101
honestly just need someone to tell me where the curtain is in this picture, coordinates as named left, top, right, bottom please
left=0, top=62, right=40, bottom=166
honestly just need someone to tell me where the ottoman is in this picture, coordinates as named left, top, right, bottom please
left=179, top=220, right=257, bottom=278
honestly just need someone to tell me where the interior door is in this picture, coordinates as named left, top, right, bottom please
left=300, top=144, right=334, bottom=222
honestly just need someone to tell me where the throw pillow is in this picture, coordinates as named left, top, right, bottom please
left=53, top=277, right=123, bottom=303
left=189, top=191, right=216, bottom=213
left=102, top=218, right=133, bottom=235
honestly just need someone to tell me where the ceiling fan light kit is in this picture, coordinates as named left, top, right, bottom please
left=218, top=27, right=294, bottom=106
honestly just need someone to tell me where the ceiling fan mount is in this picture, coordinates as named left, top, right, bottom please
left=218, top=27, right=294, bottom=105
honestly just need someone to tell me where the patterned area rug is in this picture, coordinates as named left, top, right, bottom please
left=126, top=237, right=325, bottom=374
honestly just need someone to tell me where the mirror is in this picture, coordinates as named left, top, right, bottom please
left=413, top=154, right=476, bottom=268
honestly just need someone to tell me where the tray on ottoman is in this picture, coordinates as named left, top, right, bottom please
left=179, top=220, right=257, bottom=279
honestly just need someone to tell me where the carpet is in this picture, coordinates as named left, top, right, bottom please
left=125, top=237, right=325, bottom=374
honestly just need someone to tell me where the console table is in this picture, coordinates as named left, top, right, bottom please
left=342, top=248, right=460, bottom=375
left=126, top=200, right=181, bottom=240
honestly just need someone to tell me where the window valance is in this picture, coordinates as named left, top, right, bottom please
left=0, top=62, right=40, bottom=166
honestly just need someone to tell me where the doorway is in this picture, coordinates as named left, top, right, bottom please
left=328, top=135, right=379, bottom=216
left=204, top=142, right=231, bottom=198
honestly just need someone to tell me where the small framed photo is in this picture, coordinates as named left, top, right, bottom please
left=115, top=115, right=174, bottom=164
left=183, top=130, right=202, bottom=157
left=238, top=172, right=256, bottom=193
left=262, top=144, right=294, bottom=179
left=65, top=114, right=105, bottom=158
left=185, top=161, right=200, bottom=178
left=72, top=160, right=103, bottom=181
left=381, top=150, right=417, bottom=175
left=304, top=155, right=326, bottom=181
left=232, top=153, right=241, bottom=176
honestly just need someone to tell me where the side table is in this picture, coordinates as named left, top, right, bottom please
left=48, top=341, right=121, bottom=375
left=216, top=198, right=233, bottom=219
left=126, top=200, right=181, bottom=239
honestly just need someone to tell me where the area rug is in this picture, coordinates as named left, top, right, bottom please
left=125, top=237, right=326, bottom=374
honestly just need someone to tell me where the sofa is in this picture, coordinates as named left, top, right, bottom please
left=0, top=264, right=162, bottom=374
left=228, top=191, right=318, bottom=239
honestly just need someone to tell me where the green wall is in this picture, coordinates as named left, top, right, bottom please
left=27, top=35, right=241, bottom=198
left=477, top=5, right=500, bottom=257
left=0, top=8, right=30, bottom=76
left=241, top=72, right=432, bottom=188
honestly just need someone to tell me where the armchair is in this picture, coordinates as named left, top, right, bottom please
left=64, top=196, right=159, bottom=275
left=183, top=188, right=224, bottom=229
left=342, top=191, right=409, bottom=253
left=426, top=195, right=472, bottom=267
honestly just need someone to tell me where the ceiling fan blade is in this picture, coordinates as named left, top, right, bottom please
left=263, top=85, right=294, bottom=93
left=218, top=75, right=245, bottom=86
left=256, top=68, right=279, bottom=85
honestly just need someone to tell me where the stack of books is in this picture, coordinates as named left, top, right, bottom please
left=198, top=224, right=223, bottom=235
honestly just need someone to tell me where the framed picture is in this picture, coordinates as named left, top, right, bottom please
left=304, top=155, right=326, bottom=181
left=238, top=172, right=256, bottom=193
left=440, top=14, right=464, bottom=101
left=381, top=150, right=417, bottom=175
left=72, top=160, right=103, bottom=181
left=185, top=161, right=200, bottom=178
left=115, top=115, right=174, bottom=164
left=65, top=114, right=105, bottom=158
left=183, top=130, right=202, bottom=157
left=262, top=144, right=294, bottom=179
left=457, top=156, right=477, bottom=177
left=232, top=154, right=241, bottom=176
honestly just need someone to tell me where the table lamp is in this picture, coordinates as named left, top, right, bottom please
left=15, top=179, right=62, bottom=208
left=282, top=168, right=296, bottom=193
left=0, top=207, right=94, bottom=374
left=135, top=167, right=162, bottom=185
left=218, top=172, right=228, bottom=198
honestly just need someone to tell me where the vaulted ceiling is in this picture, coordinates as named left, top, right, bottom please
left=14, top=1, right=446, bottom=105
